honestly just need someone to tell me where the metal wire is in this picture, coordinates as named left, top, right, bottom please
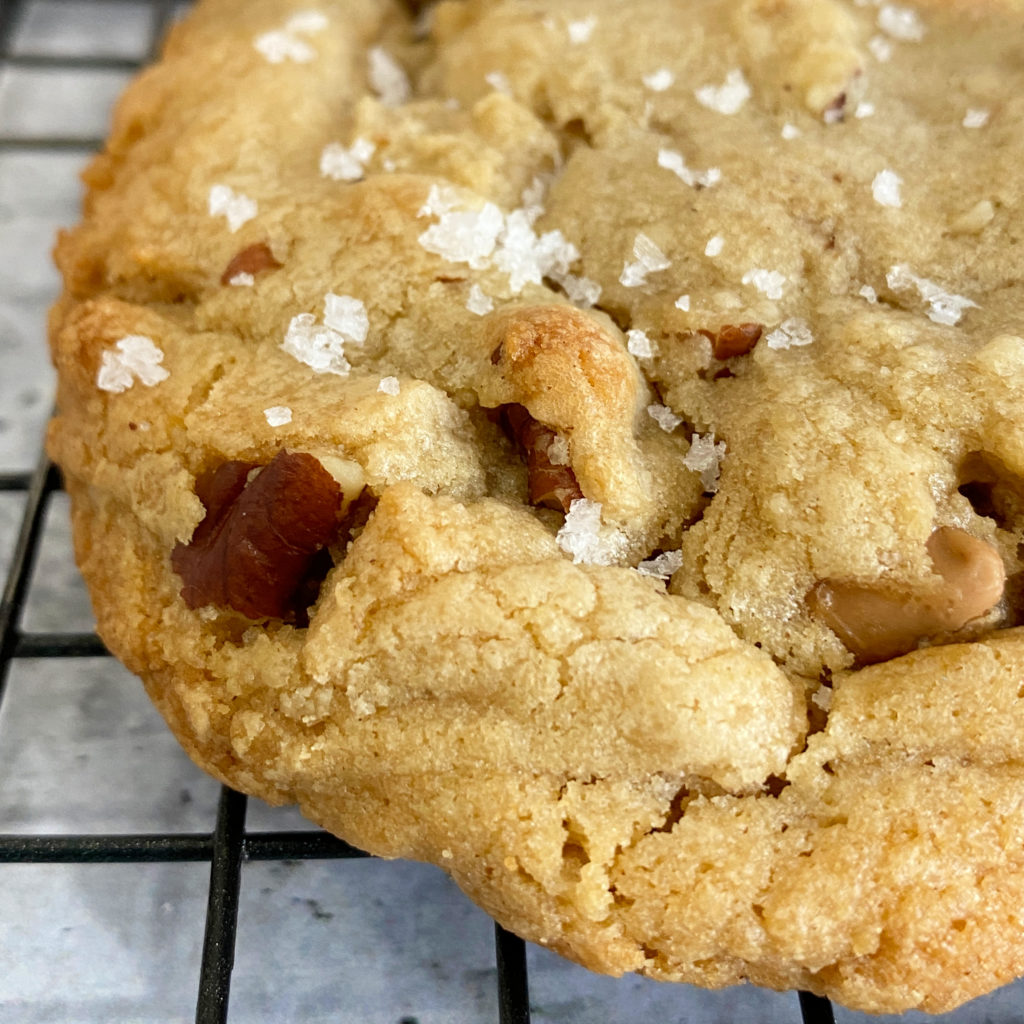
left=0, top=2, right=838, bottom=1020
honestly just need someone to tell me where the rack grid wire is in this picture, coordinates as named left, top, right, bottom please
left=0, top=1, right=1007, bottom=1022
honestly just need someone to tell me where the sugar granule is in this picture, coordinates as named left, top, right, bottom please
left=378, top=376, right=401, bottom=396
left=695, top=69, right=750, bottom=115
left=683, top=433, right=727, bottom=492
left=620, top=233, right=671, bottom=287
left=264, top=405, right=293, bottom=427
left=323, top=293, right=369, bottom=344
left=208, top=184, right=257, bottom=232
left=705, top=235, right=724, bottom=258
left=886, top=264, right=978, bottom=326
left=556, top=499, right=630, bottom=566
left=320, top=138, right=375, bottom=181
left=466, top=284, right=494, bottom=316
left=765, top=318, right=814, bottom=350
left=657, top=148, right=721, bottom=189
left=229, top=272, right=255, bottom=287
left=636, top=549, right=684, bottom=581
left=627, top=329, right=655, bottom=358
left=742, top=268, right=786, bottom=300
left=97, top=335, right=170, bottom=393
left=567, top=16, right=597, bottom=43
left=368, top=47, right=410, bottom=106
left=647, top=404, right=683, bottom=433
left=877, top=4, right=925, bottom=41
left=281, top=313, right=351, bottom=375
left=963, top=108, right=990, bottom=128
left=872, top=169, right=903, bottom=208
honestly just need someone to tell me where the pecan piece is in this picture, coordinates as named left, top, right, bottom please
left=220, top=242, right=282, bottom=285
left=501, top=403, right=583, bottom=513
left=172, top=450, right=343, bottom=620
left=700, top=323, right=763, bottom=360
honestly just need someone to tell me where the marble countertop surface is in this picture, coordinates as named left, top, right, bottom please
left=0, top=2, right=1021, bottom=1022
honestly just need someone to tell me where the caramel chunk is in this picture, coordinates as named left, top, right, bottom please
left=220, top=242, right=282, bottom=285
left=502, top=403, right=583, bottom=513
left=172, top=450, right=343, bottom=619
left=700, top=323, right=764, bottom=360
left=810, top=527, right=1006, bottom=664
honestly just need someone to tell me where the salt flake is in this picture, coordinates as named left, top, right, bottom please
left=418, top=201, right=504, bottom=270
left=264, top=405, right=293, bottom=426
left=229, top=272, right=255, bottom=287
left=281, top=313, right=350, bottom=375
left=556, top=499, right=630, bottom=566
left=620, top=233, right=671, bottom=287
left=368, top=47, right=410, bottom=106
left=97, top=335, right=170, bottom=393
left=855, top=102, right=875, bottom=119
left=647, top=404, right=682, bottom=433
left=657, top=148, right=721, bottom=188
left=378, top=376, right=401, bottom=395
left=643, top=68, right=675, bottom=92
left=208, top=185, right=257, bottom=233
left=683, top=433, right=727, bottom=492
left=254, top=30, right=316, bottom=64
left=323, top=293, right=369, bottom=343
left=695, top=69, right=750, bottom=115
left=872, top=169, right=903, bottom=208
left=859, top=284, right=878, bottom=303
left=485, top=70, right=512, bottom=94
left=704, top=235, right=724, bottom=258
left=781, top=123, right=801, bottom=140
left=320, top=138, right=376, bottom=181
left=675, top=294, right=691, bottom=311
left=868, top=35, right=893, bottom=62
left=886, top=264, right=978, bottom=326
left=877, top=4, right=925, bottom=41
left=637, top=549, right=684, bottom=580
left=466, top=284, right=494, bottom=316
left=627, top=329, right=655, bottom=358
left=963, top=108, right=989, bottom=129
left=742, top=268, right=786, bottom=300
left=567, top=16, right=597, bottom=43
left=765, top=318, right=815, bottom=350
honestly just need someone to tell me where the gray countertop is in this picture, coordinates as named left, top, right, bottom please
left=0, top=2, right=1021, bottom=1021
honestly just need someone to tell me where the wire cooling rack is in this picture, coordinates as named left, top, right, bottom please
left=0, top=1, right=1016, bottom=1022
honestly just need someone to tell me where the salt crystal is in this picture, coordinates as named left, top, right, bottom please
left=627, top=329, right=655, bottom=358
left=378, top=376, right=401, bottom=395
left=877, top=4, right=925, bottom=41
left=657, top=148, right=721, bottom=188
left=466, top=284, right=494, bottom=315
left=418, top=184, right=462, bottom=218
left=97, top=335, right=170, bottom=393
left=620, top=233, right=671, bottom=287
left=764, top=318, right=815, bottom=350
left=285, top=10, right=328, bottom=33
left=229, top=272, right=255, bottom=287
left=859, top=284, right=878, bottom=303
left=368, top=47, right=410, bottom=106
left=643, top=68, right=675, bottom=92
left=647, top=403, right=682, bottom=432
left=868, top=35, right=893, bottom=62
left=208, top=184, right=257, bottom=233
left=963, top=108, right=990, bottom=128
left=485, top=70, right=511, bottom=94
left=695, top=69, right=750, bottom=115
left=520, top=175, right=549, bottom=223
left=872, top=169, right=903, bottom=208
left=281, top=313, right=350, bottom=375
left=636, top=549, right=684, bottom=580
left=675, top=294, right=691, bottom=311
left=704, top=235, right=724, bottom=258
left=742, top=268, right=786, bottom=300
left=418, top=201, right=504, bottom=270
left=493, top=211, right=578, bottom=293
left=886, top=264, right=978, bottom=326
left=320, top=137, right=376, bottom=181
left=547, top=435, right=570, bottom=466
left=855, top=102, right=875, bottom=118
left=264, top=405, right=293, bottom=426
left=781, top=123, right=801, bottom=140
left=567, top=16, right=597, bottom=43
left=683, top=433, right=727, bottom=492
left=254, top=30, right=316, bottom=64
left=323, top=293, right=369, bottom=343
left=555, top=499, right=630, bottom=566
left=552, top=271, right=602, bottom=308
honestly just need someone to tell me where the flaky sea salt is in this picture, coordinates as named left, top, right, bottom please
left=742, top=268, right=786, bottom=300
left=886, top=264, right=978, bottom=326
left=547, top=435, right=570, bottom=466
left=765, top=318, right=814, bottom=349
left=208, top=185, right=257, bottom=232
left=855, top=102, right=875, bottom=119
left=567, top=16, right=597, bottom=43
left=264, top=405, right=293, bottom=426
left=418, top=201, right=504, bottom=270
left=963, top=108, right=990, bottom=128
left=485, top=70, right=512, bottom=94
left=872, top=169, right=903, bottom=208
left=323, top=293, right=369, bottom=343
left=552, top=271, right=602, bottom=309
left=378, top=376, right=401, bottom=395
left=683, top=433, right=727, bottom=492
left=859, top=284, right=878, bottom=303
left=466, top=284, right=494, bottom=315
left=627, top=329, right=655, bottom=358
left=620, top=233, right=671, bottom=287
left=704, top=235, right=724, bottom=257
left=320, top=138, right=375, bottom=181
left=368, top=47, right=410, bottom=106
left=675, top=294, right=691, bottom=311
left=643, top=68, right=675, bottom=92
left=877, top=4, right=925, bottom=41
left=494, top=211, right=579, bottom=293
left=647, top=403, right=682, bottom=432
left=228, top=272, right=255, bottom=287
left=695, top=69, right=750, bottom=115
left=556, top=499, right=630, bottom=566
left=636, top=549, right=684, bottom=581
left=781, top=123, right=801, bottom=140
left=254, top=30, right=315, bottom=64
left=97, top=335, right=170, bottom=393
left=418, top=184, right=462, bottom=218
left=281, top=313, right=350, bottom=375
left=657, top=148, right=721, bottom=188
left=868, top=35, right=893, bottom=62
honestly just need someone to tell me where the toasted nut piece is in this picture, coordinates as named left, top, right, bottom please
left=501, top=403, right=583, bottom=512
left=700, top=323, right=764, bottom=360
left=810, top=527, right=1006, bottom=664
left=220, top=242, right=282, bottom=285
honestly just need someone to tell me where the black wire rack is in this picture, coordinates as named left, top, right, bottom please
left=0, top=0, right=894, bottom=1020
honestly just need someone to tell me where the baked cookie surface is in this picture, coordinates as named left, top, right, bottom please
left=47, top=0, right=1024, bottom=1012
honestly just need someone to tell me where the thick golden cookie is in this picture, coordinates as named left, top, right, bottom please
left=48, top=0, right=1024, bottom=1012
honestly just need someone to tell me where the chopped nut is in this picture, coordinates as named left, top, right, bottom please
left=220, top=243, right=282, bottom=285
left=501, top=403, right=583, bottom=513
left=810, top=527, right=1006, bottom=664
left=172, top=450, right=343, bottom=620
left=700, top=323, right=764, bottom=360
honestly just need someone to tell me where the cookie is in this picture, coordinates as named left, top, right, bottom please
left=47, top=0, right=1024, bottom=1012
